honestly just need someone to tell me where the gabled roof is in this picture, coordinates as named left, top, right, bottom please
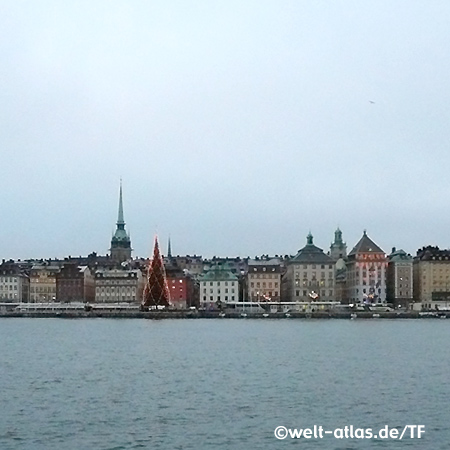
left=348, top=231, right=384, bottom=256
left=290, top=233, right=333, bottom=264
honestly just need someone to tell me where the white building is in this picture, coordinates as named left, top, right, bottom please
left=0, top=261, right=30, bottom=302
left=199, top=263, right=239, bottom=308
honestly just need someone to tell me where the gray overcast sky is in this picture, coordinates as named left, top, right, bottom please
left=2, top=1, right=450, bottom=260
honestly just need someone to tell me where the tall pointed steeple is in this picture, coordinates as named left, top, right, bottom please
left=117, top=178, right=125, bottom=226
left=167, top=236, right=172, bottom=259
left=110, top=180, right=132, bottom=263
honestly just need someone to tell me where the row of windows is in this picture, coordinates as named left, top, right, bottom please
left=294, top=280, right=332, bottom=287
left=295, top=264, right=333, bottom=270
left=248, top=274, right=279, bottom=279
left=295, top=272, right=333, bottom=279
left=0, top=285, right=17, bottom=290
left=251, top=291, right=279, bottom=297
left=354, top=288, right=385, bottom=294
left=202, top=296, right=235, bottom=301
left=203, top=288, right=235, bottom=294
left=96, top=287, right=136, bottom=293
left=250, top=282, right=278, bottom=288
left=95, top=280, right=137, bottom=285
left=0, top=293, right=17, bottom=299
left=30, top=287, right=56, bottom=293
left=251, top=267, right=277, bottom=272
left=98, top=291, right=135, bottom=296
left=0, top=278, right=18, bottom=283
left=202, top=281, right=236, bottom=287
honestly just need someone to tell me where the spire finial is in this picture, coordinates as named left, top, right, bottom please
left=307, top=231, right=313, bottom=245
left=117, top=180, right=125, bottom=225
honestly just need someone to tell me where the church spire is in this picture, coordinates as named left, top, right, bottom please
left=110, top=180, right=132, bottom=263
left=117, top=178, right=125, bottom=226
left=168, top=236, right=172, bottom=258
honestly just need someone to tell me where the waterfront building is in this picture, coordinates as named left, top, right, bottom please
left=29, top=262, right=61, bottom=302
left=386, top=248, right=414, bottom=308
left=95, top=268, right=144, bottom=303
left=246, top=257, right=282, bottom=302
left=165, top=266, right=197, bottom=309
left=413, top=246, right=450, bottom=303
left=110, top=181, right=132, bottom=264
left=56, top=263, right=95, bottom=303
left=199, top=262, right=239, bottom=308
left=284, top=233, right=335, bottom=302
left=346, top=231, right=387, bottom=304
left=0, top=260, right=30, bottom=302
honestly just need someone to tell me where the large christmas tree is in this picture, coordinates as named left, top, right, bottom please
left=142, top=236, right=171, bottom=308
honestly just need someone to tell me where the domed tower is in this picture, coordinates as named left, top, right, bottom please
left=110, top=181, right=132, bottom=263
left=330, top=227, right=347, bottom=261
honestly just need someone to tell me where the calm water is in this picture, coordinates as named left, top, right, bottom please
left=1, top=318, right=449, bottom=449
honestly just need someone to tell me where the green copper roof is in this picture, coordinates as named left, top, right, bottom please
left=112, top=181, right=130, bottom=243
left=200, top=263, right=239, bottom=281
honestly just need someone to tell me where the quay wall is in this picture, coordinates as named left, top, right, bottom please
left=0, top=311, right=448, bottom=319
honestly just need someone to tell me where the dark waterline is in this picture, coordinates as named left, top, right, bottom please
left=1, top=319, right=449, bottom=449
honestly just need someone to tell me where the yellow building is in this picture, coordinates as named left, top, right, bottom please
left=413, top=246, right=450, bottom=302
left=29, top=263, right=61, bottom=302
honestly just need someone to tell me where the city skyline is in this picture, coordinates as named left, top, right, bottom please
left=2, top=1, right=450, bottom=259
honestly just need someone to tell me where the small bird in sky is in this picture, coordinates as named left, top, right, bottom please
left=369, top=101, right=375, bottom=104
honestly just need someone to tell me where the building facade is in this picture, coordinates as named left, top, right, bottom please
left=0, top=260, right=30, bottom=302
left=413, top=246, right=450, bottom=303
left=285, top=233, right=335, bottom=302
left=199, top=263, right=239, bottom=308
left=95, top=269, right=144, bottom=303
left=29, top=263, right=61, bottom=302
left=246, top=258, right=282, bottom=302
left=386, top=248, right=413, bottom=307
left=346, top=231, right=387, bottom=304
left=56, top=264, right=95, bottom=302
